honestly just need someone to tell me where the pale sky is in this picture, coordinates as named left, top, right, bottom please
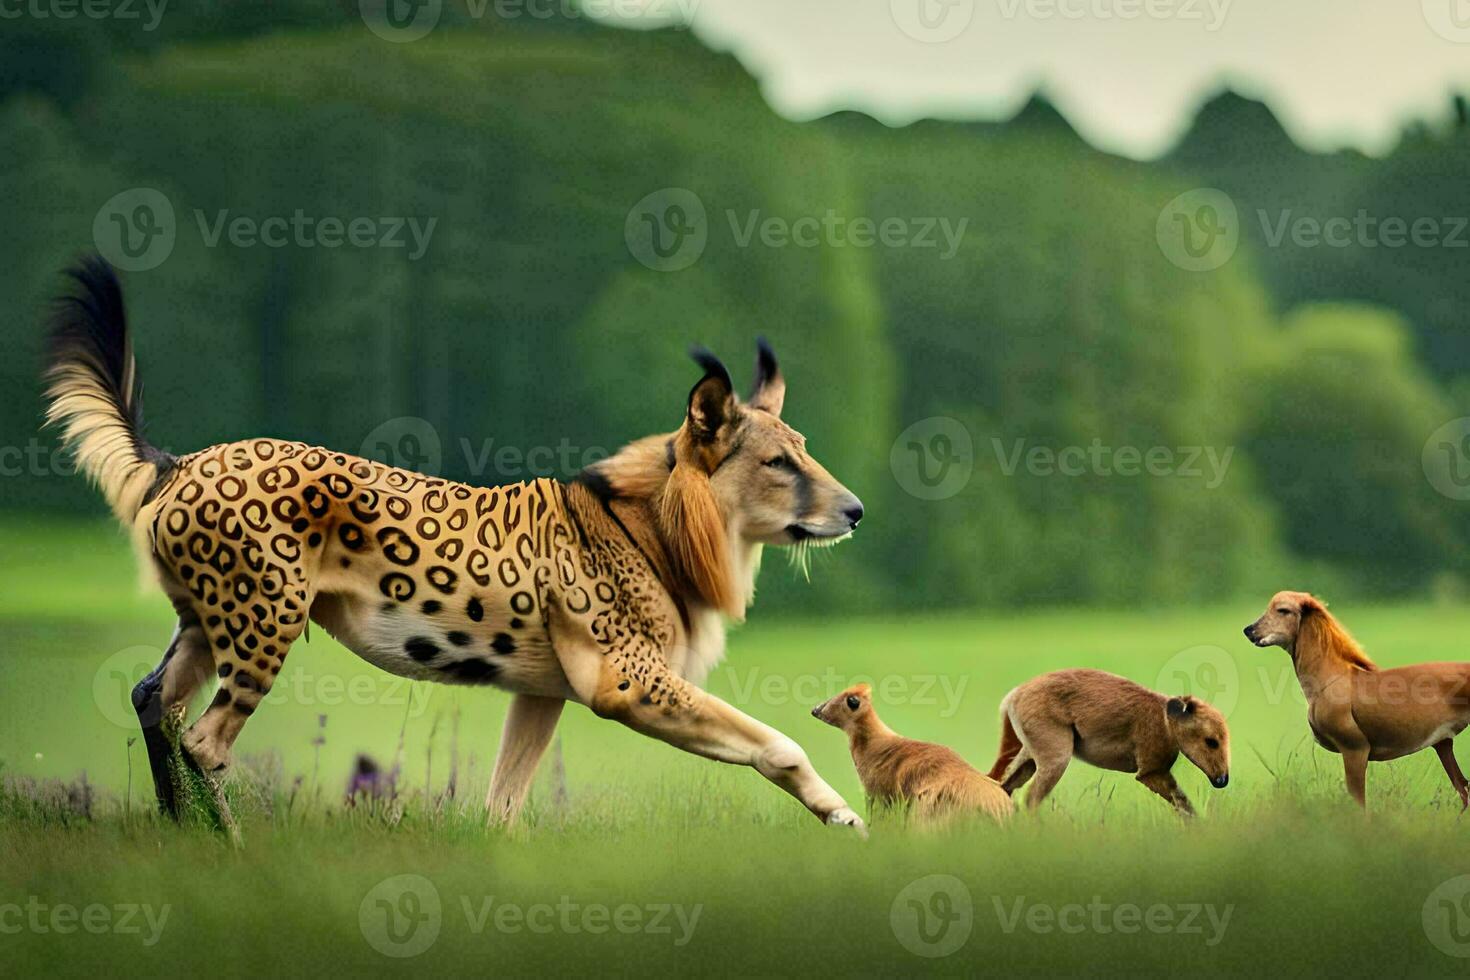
left=612, top=0, right=1470, bottom=159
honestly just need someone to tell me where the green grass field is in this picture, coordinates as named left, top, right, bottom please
left=5, top=520, right=1470, bottom=976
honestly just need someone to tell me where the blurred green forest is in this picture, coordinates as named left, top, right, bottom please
left=3, top=4, right=1469, bottom=611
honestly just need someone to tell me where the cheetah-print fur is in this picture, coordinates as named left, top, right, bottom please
left=143, top=438, right=695, bottom=748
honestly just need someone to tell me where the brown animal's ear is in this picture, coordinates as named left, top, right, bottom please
left=685, top=346, right=736, bottom=444
left=1167, top=696, right=1197, bottom=719
left=747, top=336, right=785, bottom=417
left=853, top=682, right=872, bottom=696
left=1299, top=594, right=1325, bottom=615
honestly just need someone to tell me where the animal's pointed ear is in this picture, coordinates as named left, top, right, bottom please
left=747, top=336, right=785, bottom=417
left=686, top=345, right=736, bottom=444
left=1300, top=593, right=1325, bottom=615
left=1167, top=696, right=1196, bottom=719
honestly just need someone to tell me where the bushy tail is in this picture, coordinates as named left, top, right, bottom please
left=987, top=695, right=1022, bottom=788
left=43, top=256, right=175, bottom=524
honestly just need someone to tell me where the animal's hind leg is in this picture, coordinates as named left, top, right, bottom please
left=181, top=584, right=311, bottom=774
left=1017, top=725, right=1073, bottom=811
left=132, top=613, right=214, bottom=815
left=1434, top=739, right=1469, bottom=811
left=1001, top=757, right=1037, bottom=796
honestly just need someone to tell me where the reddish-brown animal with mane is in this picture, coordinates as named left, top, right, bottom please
left=1244, top=591, right=1470, bottom=808
left=811, top=683, right=1012, bottom=824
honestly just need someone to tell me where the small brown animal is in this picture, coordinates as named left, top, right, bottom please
left=987, top=669, right=1231, bottom=815
left=1244, top=591, right=1470, bottom=809
left=811, top=683, right=1012, bottom=824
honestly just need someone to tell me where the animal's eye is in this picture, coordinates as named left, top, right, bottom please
left=1205, top=738, right=1220, bottom=749
left=764, top=456, right=787, bottom=469
left=1275, top=608, right=1292, bottom=615
left=845, top=695, right=860, bottom=710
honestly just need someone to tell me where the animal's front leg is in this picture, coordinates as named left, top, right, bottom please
left=1433, top=739, right=1469, bottom=811
left=486, top=694, right=565, bottom=826
left=597, top=671, right=864, bottom=833
left=1341, top=746, right=1369, bottom=808
left=1137, top=770, right=1195, bottom=816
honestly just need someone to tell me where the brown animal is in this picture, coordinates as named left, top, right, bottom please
left=1244, top=591, right=1470, bottom=809
left=811, top=683, right=1012, bottom=824
left=44, top=257, right=869, bottom=832
left=987, top=669, right=1231, bottom=815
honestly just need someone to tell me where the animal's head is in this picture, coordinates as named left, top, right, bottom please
left=1165, top=695, right=1230, bottom=789
left=582, top=340, right=863, bottom=617
left=811, top=683, right=875, bottom=733
left=1242, top=590, right=1321, bottom=650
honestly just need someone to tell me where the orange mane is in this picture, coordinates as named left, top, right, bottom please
left=579, top=432, right=743, bottom=619
left=1298, top=598, right=1377, bottom=672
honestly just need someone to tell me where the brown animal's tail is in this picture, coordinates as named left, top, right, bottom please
left=987, top=696, right=1022, bottom=788
left=43, top=256, right=176, bottom=524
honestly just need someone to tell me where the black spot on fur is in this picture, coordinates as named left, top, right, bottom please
left=444, top=658, right=498, bottom=684
left=510, top=618, right=524, bottom=630
left=307, top=532, right=322, bottom=547
left=405, top=637, right=439, bottom=662
left=217, top=663, right=232, bottom=679
left=211, top=688, right=232, bottom=708
left=491, top=633, right=516, bottom=655
left=422, top=599, right=442, bottom=615
left=447, top=631, right=470, bottom=647
left=466, top=597, right=484, bottom=622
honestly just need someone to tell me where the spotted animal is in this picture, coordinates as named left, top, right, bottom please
left=43, top=257, right=868, bottom=831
